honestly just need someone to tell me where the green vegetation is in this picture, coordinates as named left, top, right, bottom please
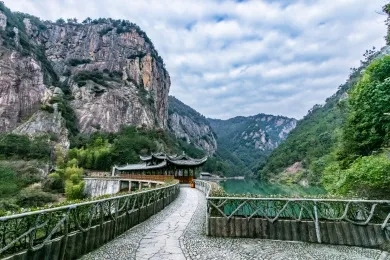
left=208, top=114, right=295, bottom=176
left=73, top=70, right=124, bottom=88
left=0, top=134, right=51, bottom=160
left=324, top=55, right=390, bottom=198
left=0, top=165, right=19, bottom=197
left=338, top=56, right=390, bottom=165
left=323, top=154, right=390, bottom=198
left=67, top=58, right=91, bottom=66
left=260, top=52, right=390, bottom=199
left=0, top=161, right=58, bottom=214
left=168, top=96, right=251, bottom=177
left=68, top=126, right=205, bottom=171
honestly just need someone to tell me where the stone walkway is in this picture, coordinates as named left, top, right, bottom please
left=135, top=186, right=198, bottom=259
left=81, top=187, right=389, bottom=260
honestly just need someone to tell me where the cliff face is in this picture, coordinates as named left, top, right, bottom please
left=208, top=114, right=297, bottom=171
left=168, top=96, right=217, bottom=155
left=29, top=21, right=170, bottom=132
left=0, top=4, right=170, bottom=147
left=0, top=48, right=48, bottom=132
left=208, top=114, right=297, bottom=152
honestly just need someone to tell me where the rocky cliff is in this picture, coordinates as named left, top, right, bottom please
left=0, top=4, right=170, bottom=148
left=208, top=114, right=297, bottom=171
left=168, top=96, right=217, bottom=155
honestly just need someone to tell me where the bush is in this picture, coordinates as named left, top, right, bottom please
left=63, top=69, right=71, bottom=76
left=16, top=185, right=57, bottom=208
left=0, top=134, right=50, bottom=160
left=323, top=154, right=390, bottom=198
left=65, top=180, right=85, bottom=200
left=73, top=70, right=107, bottom=87
left=67, top=58, right=91, bottom=66
left=40, top=104, right=54, bottom=113
left=43, top=172, right=64, bottom=192
left=0, top=166, right=19, bottom=196
left=99, top=27, right=113, bottom=36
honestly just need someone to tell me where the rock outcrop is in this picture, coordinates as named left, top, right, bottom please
left=30, top=21, right=170, bottom=132
left=208, top=114, right=297, bottom=153
left=208, top=114, right=297, bottom=172
left=168, top=96, right=217, bottom=155
left=0, top=4, right=170, bottom=146
left=0, top=48, right=47, bottom=132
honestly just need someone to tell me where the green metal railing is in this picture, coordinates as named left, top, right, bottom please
left=194, top=180, right=390, bottom=243
left=0, top=182, right=179, bottom=257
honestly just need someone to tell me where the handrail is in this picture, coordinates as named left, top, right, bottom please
left=194, top=179, right=390, bottom=243
left=0, top=181, right=179, bottom=256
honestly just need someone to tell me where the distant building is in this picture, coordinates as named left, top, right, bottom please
left=200, top=172, right=212, bottom=179
left=112, top=152, right=207, bottom=184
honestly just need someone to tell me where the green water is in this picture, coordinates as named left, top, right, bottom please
left=220, top=179, right=326, bottom=196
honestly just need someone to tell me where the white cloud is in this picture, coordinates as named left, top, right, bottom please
left=2, top=0, right=387, bottom=119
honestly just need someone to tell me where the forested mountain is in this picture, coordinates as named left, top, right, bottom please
left=168, top=96, right=217, bottom=155
left=208, top=114, right=296, bottom=174
left=259, top=4, right=390, bottom=199
left=167, top=96, right=254, bottom=177
left=260, top=46, right=390, bottom=183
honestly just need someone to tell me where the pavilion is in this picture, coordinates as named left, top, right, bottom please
left=111, top=152, right=207, bottom=184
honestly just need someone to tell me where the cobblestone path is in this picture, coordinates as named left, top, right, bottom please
left=81, top=187, right=389, bottom=260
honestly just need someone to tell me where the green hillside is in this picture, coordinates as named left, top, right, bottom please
left=260, top=6, right=390, bottom=199
left=260, top=46, right=389, bottom=183
left=208, top=114, right=296, bottom=174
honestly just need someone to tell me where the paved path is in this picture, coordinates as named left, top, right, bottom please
left=135, top=186, right=198, bottom=259
left=81, top=187, right=389, bottom=260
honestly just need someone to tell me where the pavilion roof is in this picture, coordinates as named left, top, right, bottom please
left=139, top=153, right=190, bottom=161
left=167, top=156, right=208, bottom=166
left=127, top=152, right=208, bottom=169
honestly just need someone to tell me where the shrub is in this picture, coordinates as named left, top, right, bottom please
left=0, top=166, right=19, bottom=196
left=67, top=58, right=91, bottom=66
left=65, top=180, right=85, bottom=200
left=323, top=154, right=390, bottom=198
left=16, top=186, right=57, bottom=208
left=73, top=70, right=107, bottom=87
left=40, top=104, right=54, bottom=113
left=43, top=172, right=64, bottom=192
left=99, top=27, right=113, bottom=36
left=63, top=69, right=72, bottom=76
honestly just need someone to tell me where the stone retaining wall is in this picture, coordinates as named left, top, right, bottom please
left=3, top=189, right=179, bottom=260
left=207, top=216, right=388, bottom=248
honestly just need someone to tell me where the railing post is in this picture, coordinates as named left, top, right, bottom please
left=314, top=202, right=321, bottom=243
left=59, top=213, right=69, bottom=260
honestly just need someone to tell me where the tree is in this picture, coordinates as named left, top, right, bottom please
left=56, top=18, right=65, bottom=25
left=82, top=17, right=92, bottom=24
left=324, top=154, right=390, bottom=199
left=0, top=166, right=19, bottom=196
left=64, top=165, right=85, bottom=200
left=339, top=55, right=390, bottom=164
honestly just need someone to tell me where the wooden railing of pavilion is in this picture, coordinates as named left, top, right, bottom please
left=119, top=174, right=174, bottom=182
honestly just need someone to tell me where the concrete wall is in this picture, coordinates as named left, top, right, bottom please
left=84, top=178, right=164, bottom=197
left=84, top=178, right=120, bottom=197
left=3, top=188, right=179, bottom=260
left=207, top=217, right=388, bottom=249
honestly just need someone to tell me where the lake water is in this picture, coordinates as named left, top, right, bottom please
left=219, top=179, right=326, bottom=196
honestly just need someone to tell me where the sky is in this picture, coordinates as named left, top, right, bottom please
left=3, top=0, right=388, bottom=120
